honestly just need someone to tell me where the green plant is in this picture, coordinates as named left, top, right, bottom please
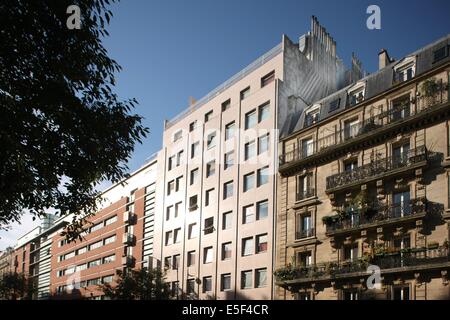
left=273, top=264, right=299, bottom=281
left=322, top=215, right=339, bottom=225
left=421, top=78, right=440, bottom=98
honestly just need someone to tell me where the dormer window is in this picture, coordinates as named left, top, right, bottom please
left=348, top=82, right=365, bottom=107
left=304, top=104, right=320, bottom=127
left=394, top=56, right=416, bottom=83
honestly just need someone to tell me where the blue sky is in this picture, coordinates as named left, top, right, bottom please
left=1, top=0, right=450, bottom=250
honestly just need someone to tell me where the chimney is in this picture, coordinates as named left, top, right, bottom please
left=378, top=49, right=391, bottom=70
left=188, top=96, right=197, bottom=107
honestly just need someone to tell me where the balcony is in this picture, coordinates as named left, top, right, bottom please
left=123, top=211, right=137, bottom=225
left=324, top=198, right=427, bottom=236
left=275, top=247, right=450, bottom=286
left=122, top=233, right=136, bottom=246
left=296, top=228, right=315, bottom=240
left=279, top=85, right=449, bottom=175
left=326, top=146, right=428, bottom=193
left=296, top=188, right=316, bottom=202
left=122, top=255, right=136, bottom=268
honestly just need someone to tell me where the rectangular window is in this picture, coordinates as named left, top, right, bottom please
left=189, top=195, right=198, bottom=211
left=245, top=109, right=257, bottom=130
left=349, top=88, right=365, bottom=106
left=77, top=247, right=87, bottom=255
left=88, top=259, right=101, bottom=268
left=102, top=254, right=115, bottom=264
left=166, top=205, right=173, bottom=221
left=189, top=120, right=197, bottom=132
left=242, top=237, right=253, bottom=256
left=205, top=188, right=214, bottom=207
left=261, top=71, right=275, bottom=88
left=223, top=181, right=234, bottom=199
left=222, top=242, right=232, bottom=260
left=167, top=180, right=175, bottom=196
left=222, top=99, right=231, bottom=112
left=164, top=256, right=172, bottom=269
left=221, top=274, right=231, bottom=291
left=176, top=150, right=184, bottom=167
left=257, top=166, right=269, bottom=187
left=206, top=160, right=216, bottom=178
left=222, top=211, right=232, bottom=230
left=175, top=176, right=182, bottom=192
left=102, top=275, right=114, bottom=284
left=90, top=223, right=103, bottom=233
left=241, top=270, right=252, bottom=289
left=243, top=205, right=254, bottom=224
left=225, top=122, right=235, bottom=141
left=243, top=172, right=255, bottom=192
left=329, top=98, right=341, bottom=113
left=188, top=223, right=198, bottom=239
left=168, top=155, right=175, bottom=171
left=207, top=132, right=216, bottom=149
left=305, top=107, right=320, bottom=127
left=175, top=202, right=182, bottom=217
left=203, top=247, right=213, bottom=264
left=297, top=174, right=313, bottom=201
left=165, top=231, right=173, bottom=246
left=104, top=215, right=117, bottom=226
left=202, top=276, right=212, bottom=293
left=301, top=138, right=314, bottom=157
left=205, top=110, right=213, bottom=123
left=393, top=286, right=410, bottom=301
left=190, top=168, right=199, bottom=185
left=224, top=151, right=234, bottom=170
left=258, top=102, right=270, bottom=122
left=187, top=251, right=196, bottom=267
left=433, top=46, right=448, bottom=63
left=204, top=217, right=214, bottom=235
left=244, top=140, right=256, bottom=160
left=297, top=251, right=312, bottom=267
left=173, top=228, right=181, bottom=243
left=89, top=240, right=102, bottom=251
left=256, top=200, right=268, bottom=220
left=191, top=142, right=199, bottom=159
left=172, top=254, right=180, bottom=270
left=255, top=268, right=267, bottom=288
left=256, top=234, right=268, bottom=254
left=258, top=134, right=269, bottom=154
left=343, top=243, right=359, bottom=261
left=240, top=87, right=250, bottom=101
left=87, top=278, right=101, bottom=286
left=173, top=130, right=183, bottom=142
left=187, top=279, right=196, bottom=295
left=104, top=235, right=116, bottom=245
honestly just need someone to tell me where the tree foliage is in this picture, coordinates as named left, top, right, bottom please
left=0, top=0, right=148, bottom=240
left=0, top=272, right=35, bottom=300
left=101, top=268, right=171, bottom=300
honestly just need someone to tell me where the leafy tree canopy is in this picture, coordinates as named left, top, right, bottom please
left=0, top=272, right=35, bottom=300
left=0, top=0, right=148, bottom=240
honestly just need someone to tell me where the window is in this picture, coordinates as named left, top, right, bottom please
left=343, top=243, right=359, bottom=261
left=166, top=206, right=173, bottom=221
left=204, top=217, right=214, bottom=235
left=222, top=212, right=232, bottom=230
left=191, top=142, right=200, bottom=159
left=241, top=270, right=252, bottom=289
left=391, top=96, right=410, bottom=121
left=88, top=259, right=101, bottom=268
left=244, top=140, right=256, bottom=160
left=187, top=279, right=196, bottom=295
left=165, top=231, right=173, bottom=246
left=77, top=247, right=87, bottom=255
left=225, top=122, right=235, bottom=141
left=224, top=151, right=234, bottom=170
left=301, top=138, right=314, bottom=157
left=76, top=264, right=87, bottom=271
left=205, top=188, right=214, bottom=207
left=172, top=254, right=180, bottom=270
left=261, top=71, right=275, bottom=88
left=189, top=195, right=198, bottom=211
left=240, top=87, right=250, bottom=101
left=243, top=205, right=254, bottom=224
left=173, top=130, right=183, bottom=142
left=296, top=213, right=313, bottom=239
left=255, top=268, right=267, bottom=288
left=242, top=237, right=253, bottom=256
left=349, top=88, right=365, bottom=106
left=329, top=98, right=341, bottom=113
left=344, top=119, right=360, bottom=140
left=187, top=251, right=196, bottom=267
left=203, top=247, right=213, bottom=264
left=297, top=251, right=312, bottom=267
left=257, top=166, right=269, bottom=187
left=393, top=143, right=410, bottom=167
left=221, top=274, right=231, bottom=291
left=205, top=110, right=213, bottom=122
left=203, top=276, right=212, bottom=293
left=258, top=102, right=270, bottom=122
left=104, top=215, right=117, bottom=226
left=190, top=168, right=199, bottom=185
left=174, top=228, right=181, bottom=243
left=393, top=286, right=410, bottom=300
left=245, top=109, right=257, bottom=130
left=433, top=46, right=448, bottom=63
left=256, top=200, right=268, bottom=220
left=222, top=99, right=231, bottom=112
left=171, top=281, right=179, bottom=297
left=89, top=240, right=102, bottom=251
left=188, top=223, right=198, bottom=239
left=90, top=223, right=103, bottom=233
left=189, top=120, right=197, bottom=132
left=167, top=180, right=175, bottom=196
left=258, top=134, right=269, bottom=154
left=395, top=63, right=415, bottom=83
left=207, top=132, right=216, bottom=149
left=256, top=234, right=268, bottom=254
left=175, top=176, right=182, bottom=192
left=243, top=172, right=255, bottom=192
left=344, top=159, right=358, bottom=172
left=305, top=106, right=320, bottom=127
left=168, top=155, right=175, bottom=171
left=343, top=290, right=359, bottom=301
left=223, top=181, right=233, bottom=199
left=222, top=242, right=232, bottom=260
left=175, top=202, right=182, bottom=218
left=297, top=174, right=313, bottom=200
left=102, top=275, right=114, bottom=284
left=103, top=254, right=115, bottom=264
left=393, top=190, right=411, bottom=217
left=206, top=160, right=215, bottom=177
left=104, top=235, right=116, bottom=245
left=87, top=278, right=101, bottom=286
left=298, top=292, right=312, bottom=300
left=164, top=256, right=172, bottom=269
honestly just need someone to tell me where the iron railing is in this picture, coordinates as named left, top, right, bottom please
left=296, top=228, right=315, bottom=240
left=325, top=197, right=427, bottom=234
left=326, top=146, right=428, bottom=191
left=296, top=188, right=316, bottom=201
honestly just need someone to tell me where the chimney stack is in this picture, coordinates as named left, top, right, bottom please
left=378, top=49, right=391, bottom=70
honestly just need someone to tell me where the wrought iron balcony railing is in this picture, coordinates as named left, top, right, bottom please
left=274, top=247, right=450, bottom=283
left=295, top=228, right=315, bottom=240
left=326, top=146, right=428, bottom=191
left=296, top=188, right=316, bottom=201
left=325, top=197, right=427, bottom=235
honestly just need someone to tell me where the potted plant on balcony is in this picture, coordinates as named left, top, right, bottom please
left=322, top=215, right=340, bottom=226
left=273, top=264, right=298, bottom=282
left=427, top=241, right=439, bottom=250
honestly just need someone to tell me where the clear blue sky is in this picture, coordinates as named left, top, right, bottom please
left=103, top=0, right=450, bottom=172
left=2, top=0, right=450, bottom=250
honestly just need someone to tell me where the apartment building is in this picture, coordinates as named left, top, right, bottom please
left=156, top=17, right=351, bottom=300
left=275, top=35, right=450, bottom=300
left=0, top=247, right=14, bottom=277
left=50, top=156, right=158, bottom=299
